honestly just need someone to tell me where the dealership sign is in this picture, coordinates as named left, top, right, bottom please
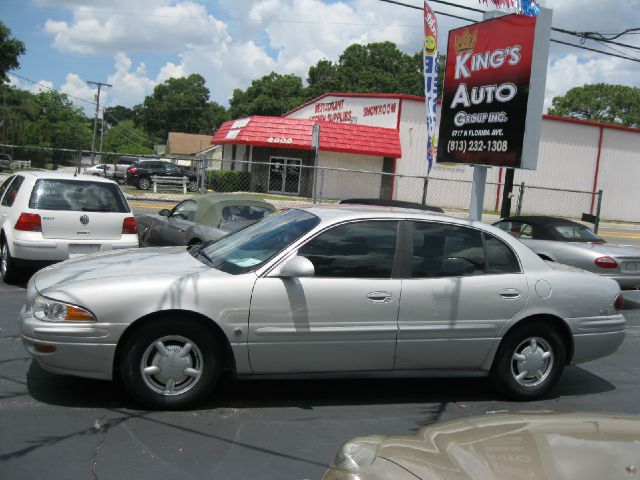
left=437, top=11, right=551, bottom=170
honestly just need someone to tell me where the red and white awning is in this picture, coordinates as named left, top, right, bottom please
left=211, top=116, right=401, bottom=158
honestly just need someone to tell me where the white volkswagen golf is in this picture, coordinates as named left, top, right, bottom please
left=0, top=171, right=139, bottom=283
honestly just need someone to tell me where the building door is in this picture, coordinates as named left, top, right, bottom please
left=268, top=157, right=301, bottom=195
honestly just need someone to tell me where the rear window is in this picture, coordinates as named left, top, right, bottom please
left=29, top=179, right=130, bottom=213
left=551, top=224, right=603, bottom=242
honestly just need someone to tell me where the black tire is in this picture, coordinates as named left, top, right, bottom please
left=490, top=322, right=566, bottom=401
left=188, top=180, right=198, bottom=192
left=0, top=239, right=19, bottom=284
left=137, top=177, right=151, bottom=190
left=116, top=177, right=126, bottom=185
left=119, top=317, right=221, bottom=410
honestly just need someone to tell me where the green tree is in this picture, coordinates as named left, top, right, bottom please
left=228, top=72, right=306, bottom=118
left=305, top=42, right=445, bottom=101
left=102, top=119, right=154, bottom=155
left=18, top=90, right=92, bottom=166
left=104, top=105, right=136, bottom=124
left=137, top=74, right=223, bottom=140
left=0, top=21, right=25, bottom=84
left=548, top=84, right=640, bottom=128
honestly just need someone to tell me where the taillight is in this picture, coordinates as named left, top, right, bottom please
left=594, top=256, right=618, bottom=269
left=15, top=213, right=42, bottom=232
left=128, top=167, right=138, bottom=173
left=122, top=217, right=137, bottom=234
left=614, top=293, right=624, bottom=311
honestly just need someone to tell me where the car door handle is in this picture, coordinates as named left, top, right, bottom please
left=367, top=291, right=393, bottom=303
left=498, top=288, right=521, bottom=299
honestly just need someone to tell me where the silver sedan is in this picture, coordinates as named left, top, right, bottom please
left=494, top=216, right=640, bottom=289
left=20, top=206, right=625, bottom=409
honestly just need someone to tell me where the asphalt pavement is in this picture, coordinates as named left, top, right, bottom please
left=1, top=278, right=640, bottom=480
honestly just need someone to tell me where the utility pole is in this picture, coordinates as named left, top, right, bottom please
left=87, top=80, right=112, bottom=165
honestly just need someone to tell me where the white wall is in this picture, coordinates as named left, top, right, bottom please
left=317, top=152, right=383, bottom=200
left=596, top=128, right=640, bottom=222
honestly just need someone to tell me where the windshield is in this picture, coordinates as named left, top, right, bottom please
left=29, top=179, right=130, bottom=212
left=192, top=209, right=320, bottom=274
left=552, top=224, right=604, bottom=242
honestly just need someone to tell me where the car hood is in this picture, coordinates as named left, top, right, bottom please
left=371, top=412, right=640, bottom=480
left=34, top=247, right=213, bottom=292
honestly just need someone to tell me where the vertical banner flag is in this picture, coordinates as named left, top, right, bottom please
left=423, top=0, right=438, bottom=174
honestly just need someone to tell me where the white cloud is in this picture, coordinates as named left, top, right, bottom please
left=44, top=1, right=230, bottom=54
left=59, top=73, right=100, bottom=114
left=29, top=80, right=54, bottom=94
left=107, top=52, right=157, bottom=107
left=34, top=0, right=640, bottom=113
left=544, top=53, right=640, bottom=111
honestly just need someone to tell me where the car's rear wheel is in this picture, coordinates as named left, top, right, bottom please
left=490, top=323, right=566, bottom=400
left=188, top=180, right=198, bottom=192
left=0, top=240, right=19, bottom=284
left=137, top=177, right=151, bottom=190
left=120, top=317, right=221, bottom=409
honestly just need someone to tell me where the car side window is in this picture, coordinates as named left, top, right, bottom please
left=299, top=221, right=397, bottom=278
left=1, top=175, right=24, bottom=207
left=171, top=200, right=197, bottom=221
left=411, top=222, right=485, bottom=278
left=496, top=221, right=533, bottom=239
left=0, top=176, right=15, bottom=204
left=222, top=205, right=272, bottom=222
left=164, top=163, right=180, bottom=173
left=485, top=233, right=521, bottom=274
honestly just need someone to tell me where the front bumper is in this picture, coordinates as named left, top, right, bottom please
left=19, top=305, right=126, bottom=380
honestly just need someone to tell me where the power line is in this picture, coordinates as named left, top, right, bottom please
left=8, top=73, right=97, bottom=106
left=375, top=0, right=640, bottom=63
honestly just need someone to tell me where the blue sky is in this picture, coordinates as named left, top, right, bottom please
left=4, top=0, right=640, bottom=115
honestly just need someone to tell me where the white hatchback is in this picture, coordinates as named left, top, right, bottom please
left=0, top=171, right=139, bottom=283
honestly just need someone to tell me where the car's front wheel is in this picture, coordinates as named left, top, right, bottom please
left=490, top=322, right=566, bottom=400
left=188, top=180, right=198, bottom=192
left=137, top=177, right=151, bottom=190
left=120, top=318, right=221, bottom=409
left=0, top=240, right=18, bottom=284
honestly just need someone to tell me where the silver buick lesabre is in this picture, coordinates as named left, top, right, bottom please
left=20, top=206, right=626, bottom=409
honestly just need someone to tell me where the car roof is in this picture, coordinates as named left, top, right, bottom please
left=12, top=171, right=118, bottom=184
left=193, top=193, right=273, bottom=206
left=500, top=215, right=585, bottom=228
left=300, top=204, right=476, bottom=226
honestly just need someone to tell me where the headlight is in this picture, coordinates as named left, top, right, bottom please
left=333, top=435, right=384, bottom=473
left=33, top=294, right=95, bottom=322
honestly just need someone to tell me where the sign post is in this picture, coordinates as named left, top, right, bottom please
left=311, top=123, right=320, bottom=203
left=436, top=8, right=552, bottom=220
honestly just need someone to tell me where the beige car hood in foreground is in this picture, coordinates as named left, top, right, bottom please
left=358, top=413, right=639, bottom=480
left=34, top=247, right=213, bottom=292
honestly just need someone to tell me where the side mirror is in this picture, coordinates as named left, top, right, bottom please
left=159, top=209, right=170, bottom=216
left=270, top=255, right=315, bottom=278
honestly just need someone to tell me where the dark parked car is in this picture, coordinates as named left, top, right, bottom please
left=126, top=159, right=198, bottom=191
left=0, top=153, right=12, bottom=172
left=136, top=193, right=275, bottom=247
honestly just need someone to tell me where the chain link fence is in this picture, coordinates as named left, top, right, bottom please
left=0, top=144, right=604, bottom=228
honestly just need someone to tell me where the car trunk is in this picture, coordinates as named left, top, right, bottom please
left=29, top=178, right=130, bottom=243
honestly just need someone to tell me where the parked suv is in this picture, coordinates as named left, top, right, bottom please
left=0, top=171, right=139, bottom=283
left=125, top=159, right=198, bottom=191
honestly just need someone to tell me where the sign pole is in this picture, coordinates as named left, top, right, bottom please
left=311, top=123, right=320, bottom=203
left=469, top=165, right=488, bottom=221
